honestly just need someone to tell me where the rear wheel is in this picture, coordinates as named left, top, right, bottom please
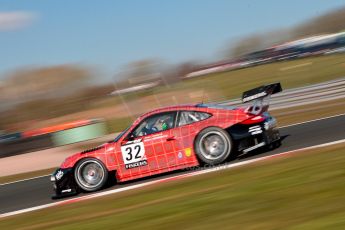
left=74, top=158, right=108, bottom=192
left=194, top=127, right=233, bottom=165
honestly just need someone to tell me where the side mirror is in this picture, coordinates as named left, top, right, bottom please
left=121, top=134, right=135, bottom=146
left=123, top=133, right=134, bottom=142
left=128, top=133, right=135, bottom=140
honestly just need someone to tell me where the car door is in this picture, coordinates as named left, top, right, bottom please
left=169, top=110, right=212, bottom=166
left=118, top=111, right=178, bottom=180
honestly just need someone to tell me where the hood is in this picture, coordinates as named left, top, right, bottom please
left=60, top=142, right=112, bottom=168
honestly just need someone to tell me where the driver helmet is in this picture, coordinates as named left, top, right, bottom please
left=162, top=122, right=168, bottom=130
left=161, top=117, right=172, bottom=131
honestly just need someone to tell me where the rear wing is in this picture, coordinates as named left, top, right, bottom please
left=242, top=82, right=282, bottom=114
left=242, top=82, right=282, bottom=103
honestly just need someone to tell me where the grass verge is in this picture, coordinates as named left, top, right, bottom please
left=158, top=54, right=345, bottom=101
left=1, top=143, right=345, bottom=229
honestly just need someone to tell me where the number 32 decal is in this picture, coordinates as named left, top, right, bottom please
left=121, top=141, right=146, bottom=166
left=124, top=144, right=141, bottom=161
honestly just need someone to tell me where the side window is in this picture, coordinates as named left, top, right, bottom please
left=131, top=112, right=176, bottom=138
left=178, top=111, right=211, bottom=126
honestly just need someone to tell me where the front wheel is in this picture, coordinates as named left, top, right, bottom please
left=74, top=158, right=108, bottom=192
left=194, top=127, right=233, bottom=165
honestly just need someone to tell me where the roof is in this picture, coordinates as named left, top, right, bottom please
left=140, top=104, right=197, bottom=117
left=138, top=103, right=237, bottom=120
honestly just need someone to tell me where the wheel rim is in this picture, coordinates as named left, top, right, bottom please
left=199, top=131, right=228, bottom=160
left=76, top=160, right=104, bottom=189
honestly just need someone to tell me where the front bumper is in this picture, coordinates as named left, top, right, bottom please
left=50, top=168, right=78, bottom=199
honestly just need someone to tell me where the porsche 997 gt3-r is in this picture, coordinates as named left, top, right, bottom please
left=51, top=83, right=282, bottom=198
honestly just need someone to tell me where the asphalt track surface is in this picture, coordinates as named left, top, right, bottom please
left=1, top=114, right=345, bottom=215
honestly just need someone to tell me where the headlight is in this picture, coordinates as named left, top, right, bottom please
left=50, top=175, right=56, bottom=182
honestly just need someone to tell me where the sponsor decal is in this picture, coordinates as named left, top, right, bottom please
left=243, top=91, right=267, bottom=102
left=185, top=148, right=192, bottom=157
left=249, top=126, right=262, bottom=135
left=55, top=170, right=64, bottom=180
left=125, top=160, right=148, bottom=169
left=178, top=152, right=183, bottom=159
left=121, top=140, right=147, bottom=169
left=124, top=139, right=142, bottom=145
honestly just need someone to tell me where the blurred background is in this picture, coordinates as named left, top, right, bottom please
left=1, top=0, right=345, bottom=154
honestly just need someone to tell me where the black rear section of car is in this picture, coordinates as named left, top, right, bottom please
left=226, top=113, right=280, bottom=153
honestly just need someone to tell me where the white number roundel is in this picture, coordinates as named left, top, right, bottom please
left=121, top=142, right=146, bottom=165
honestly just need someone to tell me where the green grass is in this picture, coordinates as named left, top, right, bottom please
left=156, top=54, right=345, bottom=101
left=105, top=116, right=133, bottom=134
left=1, top=143, right=345, bottom=229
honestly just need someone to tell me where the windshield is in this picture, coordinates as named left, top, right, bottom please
left=113, top=126, right=130, bottom=142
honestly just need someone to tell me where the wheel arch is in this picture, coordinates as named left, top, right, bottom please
left=193, top=125, right=228, bottom=149
left=73, top=157, right=116, bottom=192
left=193, top=126, right=233, bottom=165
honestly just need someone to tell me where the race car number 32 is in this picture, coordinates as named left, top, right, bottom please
left=121, top=141, right=147, bottom=169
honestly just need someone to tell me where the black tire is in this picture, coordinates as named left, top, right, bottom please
left=74, top=158, right=108, bottom=192
left=194, top=127, right=233, bottom=165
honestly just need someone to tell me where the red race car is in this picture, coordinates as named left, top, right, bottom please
left=51, top=83, right=282, bottom=198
